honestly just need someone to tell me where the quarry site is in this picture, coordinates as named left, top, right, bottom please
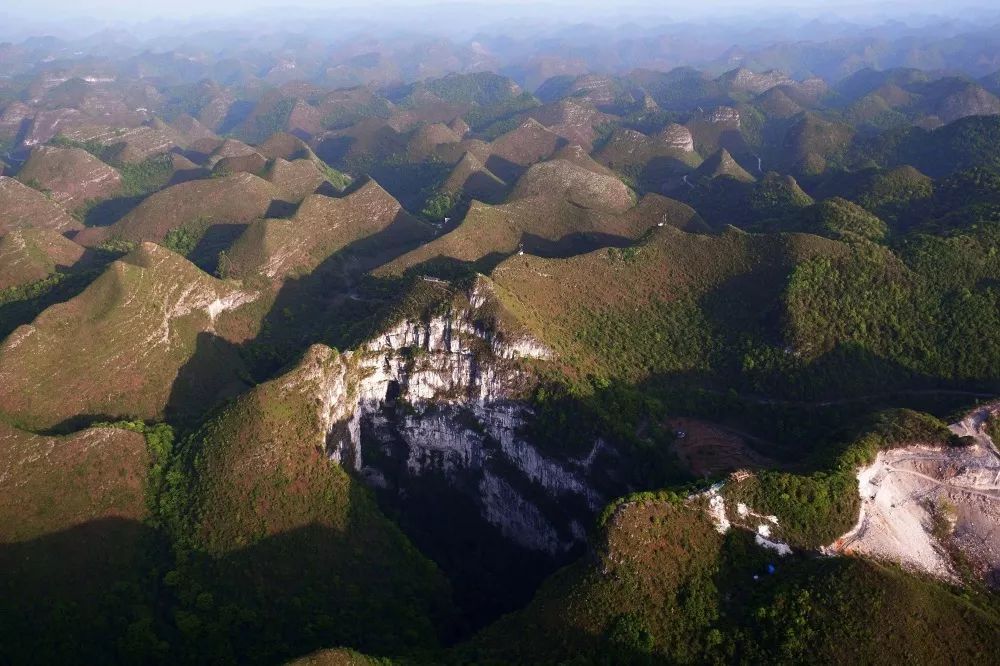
left=831, top=405, right=1000, bottom=586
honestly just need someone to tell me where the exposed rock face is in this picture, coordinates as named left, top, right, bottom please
left=721, top=67, right=792, bottom=94
left=826, top=406, right=1000, bottom=588
left=352, top=315, right=601, bottom=555
left=707, top=106, right=741, bottom=126
left=296, top=280, right=610, bottom=556
left=510, top=158, right=634, bottom=213
left=657, top=123, right=695, bottom=152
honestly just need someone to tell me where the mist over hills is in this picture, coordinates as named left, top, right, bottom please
left=3, top=3, right=1000, bottom=86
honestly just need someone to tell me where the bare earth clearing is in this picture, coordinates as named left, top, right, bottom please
left=666, top=417, right=779, bottom=477
left=829, top=405, right=1000, bottom=586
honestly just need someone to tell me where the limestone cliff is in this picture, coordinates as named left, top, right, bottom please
left=295, top=277, right=611, bottom=555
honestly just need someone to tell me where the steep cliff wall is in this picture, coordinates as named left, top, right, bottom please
left=313, top=278, right=610, bottom=557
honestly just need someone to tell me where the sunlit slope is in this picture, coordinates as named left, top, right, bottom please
left=0, top=243, right=255, bottom=429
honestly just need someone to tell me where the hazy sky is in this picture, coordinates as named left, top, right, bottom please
left=3, top=0, right=996, bottom=21
left=3, top=0, right=999, bottom=43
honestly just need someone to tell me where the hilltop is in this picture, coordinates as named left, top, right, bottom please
left=509, top=156, right=635, bottom=212
left=0, top=176, right=82, bottom=236
left=73, top=172, right=278, bottom=247
left=0, top=227, right=87, bottom=290
left=225, top=179, right=432, bottom=281
left=377, top=187, right=666, bottom=278
left=17, top=145, right=122, bottom=209
left=0, top=243, right=256, bottom=429
left=442, top=150, right=507, bottom=203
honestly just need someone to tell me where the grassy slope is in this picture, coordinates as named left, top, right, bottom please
left=375, top=188, right=692, bottom=279
left=167, top=344, right=455, bottom=662
left=0, top=227, right=86, bottom=290
left=74, top=172, right=278, bottom=246
left=288, top=649, right=393, bottom=666
left=0, top=421, right=156, bottom=664
left=0, top=422, right=148, bottom=541
left=490, top=226, right=844, bottom=384
left=488, top=219, right=1000, bottom=398
left=0, top=175, right=83, bottom=236
left=0, top=242, right=253, bottom=430
left=17, top=144, right=122, bottom=208
left=464, top=455, right=999, bottom=665
left=225, top=179, right=431, bottom=281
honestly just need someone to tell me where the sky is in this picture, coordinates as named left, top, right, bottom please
left=3, top=0, right=999, bottom=42
left=4, top=0, right=997, bottom=21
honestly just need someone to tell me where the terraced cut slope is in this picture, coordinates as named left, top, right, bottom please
left=828, top=405, right=1000, bottom=585
left=0, top=243, right=256, bottom=429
